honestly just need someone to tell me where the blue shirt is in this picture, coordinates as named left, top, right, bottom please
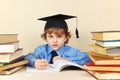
left=25, top=44, right=90, bottom=67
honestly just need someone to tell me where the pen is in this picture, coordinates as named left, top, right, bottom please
left=30, top=53, right=54, bottom=69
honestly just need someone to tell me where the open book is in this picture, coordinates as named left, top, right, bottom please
left=26, top=60, right=84, bottom=72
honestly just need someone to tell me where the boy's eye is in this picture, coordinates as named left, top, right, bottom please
left=48, top=35, right=53, bottom=38
left=57, top=35, right=62, bottom=38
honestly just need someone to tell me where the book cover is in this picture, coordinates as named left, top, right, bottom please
left=0, top=59, right=28, bottom=71
left=89, top=44, right=120, bottom=55
left=0, top=66, right=24, bottom=75
left=0, top=41, right=19, bottom=53
left=91, top=30, right=120, bottom=41
left=0, top=34, right=18, bottom=44
left=26, top=60, right=84, bottom=72
left=95, top=40, right=120, bottom=47
left=0, top=48, right=23, bottom=63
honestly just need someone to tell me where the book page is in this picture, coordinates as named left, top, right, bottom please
left=26, top=64, right=56, bottom=72
left=26, top=60, right=84, bottom=72
left=52, top=60, right=84, bottom=71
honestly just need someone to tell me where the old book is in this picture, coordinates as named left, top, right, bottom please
left=84, top=62, right=120, bottom=72
left=87, top=70, right=120, bottom=80
left=26, top=60, right=84, bottom=72
left=0, top=48, right=23, bottom=63
left=0, top=59, right=28, bottom=71
left=0, top=56, right=25, bottom=67
left=89, top=44, right=120, bottom=55
left=0, top=41, right=19, bottom=53
left=95, top=40, right=120, bottom=47
left=0, top=34, right=18, bottom=43
left=87, top=50, right=120, bottom=60
left=88, top=52, right=120, bottom=65
left=0, top=66, right=24, bottom=75
left=91, top=30, right=120, bottom=41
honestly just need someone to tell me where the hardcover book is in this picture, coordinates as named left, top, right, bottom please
left=84, top=62, right=120, bottom=72
left=89, top=44, right=120, bottom=55
left=0, top=48, right=23, bottom=63
left=0, top=56, right=25, bottom=67
left=88, top=52, right=120, bottom=65
left=0, top=59, right=28, bottom=71
left=0, top=66, right=24, bottom=75
left=0, top=41, right=19, bottom=53
left=0, top=34, right=18, bottom=43
left=91, top=30, right=120, bottom=41
left=87, top=50, right=120, bottom=60
left=87, top=70, right=120, bottom=80
left=95, top=40, right=120, bottom=47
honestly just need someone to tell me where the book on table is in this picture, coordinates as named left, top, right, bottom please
left=0, top=48, right=23, bottom=63
left=87, top=50, right=120, bottom=60
left=84, top=61, right=120, bottom=72
left=26, top=60, right=84, bottom=72
left=89, top=44, right=120, bottom=55
left=0, top=59, right=28, bottom=71
left=87, top=52, right=120, bottom=65
left=95, top=40, right=120, bottom=48
left=0, top=56, right=25, bottom=67
left=0, top=41, right=19, bottom=53
left=91, top=30, right=120, bottom=41
left=87, top=70, right=120, bottom=80
left=0, top=34, right=18, bottom=43
left=0, top=66, right=24, bottom=75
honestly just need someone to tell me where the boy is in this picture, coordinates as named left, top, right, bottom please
left=25, top=14, right=90, bottom=70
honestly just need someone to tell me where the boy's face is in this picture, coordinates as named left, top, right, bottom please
left=46, top=32, right=67, bottom=50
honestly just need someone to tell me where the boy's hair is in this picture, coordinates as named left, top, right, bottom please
left=41, top=28, right=71, bottom=44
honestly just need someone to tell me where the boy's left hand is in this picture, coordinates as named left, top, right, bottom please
left=53, top=56, right=68, bottom=63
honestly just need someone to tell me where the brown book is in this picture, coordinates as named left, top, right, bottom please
left=87, top=70, right=120, bottom=80
left=88, top=52, right=120, bottom=65
left=0, top=66, right=24, bottom=75
left=91, top=30, right=120, bottom=41
left=84, top=62, right=120, bottom=72
left=0, top=48, right=23, bottom=63
left=0, top=34, right=18, bottom=43
left=0, top=59, right=28, bottom=71
left=0, top=56, right=25, bottom=67
left=89, top=44, right=120, bottom=55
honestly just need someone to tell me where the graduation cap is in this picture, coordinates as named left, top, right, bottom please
left=38, top=14, right=79, bottom=38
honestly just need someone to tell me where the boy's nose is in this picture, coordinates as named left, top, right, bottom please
left=53, top=38, right=57, bottom=42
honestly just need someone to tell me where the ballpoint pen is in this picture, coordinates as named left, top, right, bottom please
left=30, top=53, right=54, bottom=69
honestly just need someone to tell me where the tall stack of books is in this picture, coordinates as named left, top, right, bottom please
left=0, top=34, right=28, bottom=75
left=85, top=31, right=120, bottom=80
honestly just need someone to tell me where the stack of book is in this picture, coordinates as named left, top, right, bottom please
left=0, top=34, right=28, bottom=75
left=85, top=30, right=120, bottom=80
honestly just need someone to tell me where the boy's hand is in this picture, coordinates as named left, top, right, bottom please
left=34, top=59, right=48, bottom=70
left=53, top=56, right=68, bottom=63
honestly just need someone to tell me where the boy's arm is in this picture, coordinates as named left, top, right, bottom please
left=25, top=53, right=36, bottom=67
left=66, top=52, right=90, bottom=65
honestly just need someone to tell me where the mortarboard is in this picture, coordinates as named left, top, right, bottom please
left=38, top=14, right=79, bottom=38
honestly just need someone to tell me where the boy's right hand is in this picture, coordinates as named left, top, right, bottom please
left=34, top=59, right=48, bottom=70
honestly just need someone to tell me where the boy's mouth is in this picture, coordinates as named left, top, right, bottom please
left=52, top=44, right=58, bottom=47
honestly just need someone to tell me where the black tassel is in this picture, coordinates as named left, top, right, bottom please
left=75, top=28, right=79, bottom=38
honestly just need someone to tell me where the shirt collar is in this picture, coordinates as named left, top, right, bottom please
left=47, top=44, right=66, bottom=55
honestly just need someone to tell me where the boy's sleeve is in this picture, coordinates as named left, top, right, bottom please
left=67, top=51, right=90, bottom=65
left=25, top=53, right=36, bottom=67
